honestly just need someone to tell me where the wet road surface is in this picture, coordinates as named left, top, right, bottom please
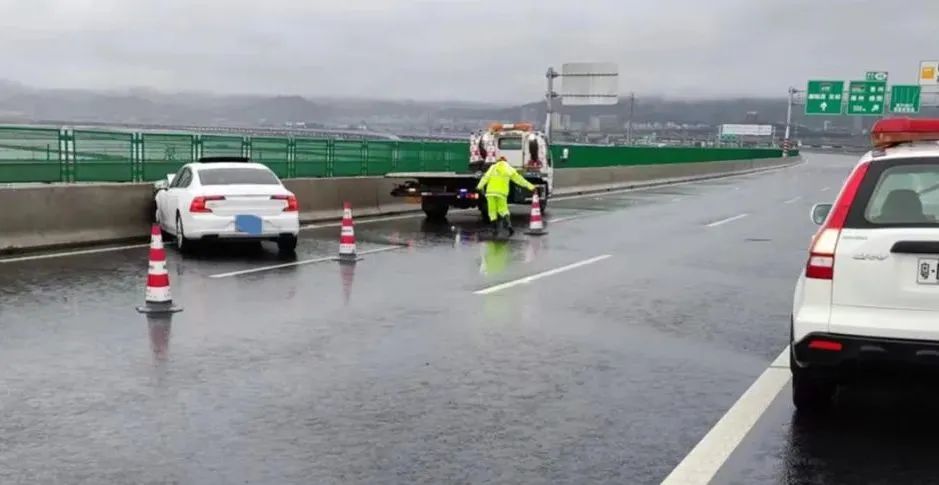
left=0, top=154, right=872, bottom=484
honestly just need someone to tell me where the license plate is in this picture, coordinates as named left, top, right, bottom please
left=917, top=258, right=939, bottom=284
left=235, top=214, right=263, bottom=235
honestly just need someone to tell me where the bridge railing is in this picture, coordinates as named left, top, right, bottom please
left=0, top=125, right=791, bottom=184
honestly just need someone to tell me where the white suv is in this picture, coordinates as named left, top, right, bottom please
left=792, top=118, right=939, bottom=412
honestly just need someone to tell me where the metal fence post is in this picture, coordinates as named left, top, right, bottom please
left=362, top=140, right=369, bottom=176
left=326, top=139, right=334, bottom=177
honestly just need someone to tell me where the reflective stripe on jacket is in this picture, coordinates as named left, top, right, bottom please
left=476, top=161, right=536, bottom=196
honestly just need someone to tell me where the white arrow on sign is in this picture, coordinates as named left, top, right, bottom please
left=820, top=101, right=829, bottom=111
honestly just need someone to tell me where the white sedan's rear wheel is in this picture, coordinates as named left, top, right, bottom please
left=175, top=214, right=195, bottom=254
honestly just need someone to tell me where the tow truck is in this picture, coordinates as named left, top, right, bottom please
left=387, top=122, right=565, bottom=220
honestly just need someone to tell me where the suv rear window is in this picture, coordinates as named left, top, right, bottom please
left=847, top=158, right=939, bottom=227
left=198, top=168, right=279, bottom=186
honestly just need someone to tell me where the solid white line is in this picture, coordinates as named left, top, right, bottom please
left=705, top=213, right=748, bottom=227
left=208, top=245, right=402, bottom=278
left=660, top=347, right=791, bottom=485
left=0, top=243, right=150, bottom=264
left=820, top=186, right=831, bottom=192
left=474, top=255, right=612, bottom=295
left=783, top=196, right=802, bottom=204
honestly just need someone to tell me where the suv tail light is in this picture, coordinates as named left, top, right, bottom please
left=189, top=195, right=225, bottom=213
left=806, top=162, right=870, bottom=279
left=272, top=194, right=298, bottom=212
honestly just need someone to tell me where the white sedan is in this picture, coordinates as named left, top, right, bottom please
left=154, top=158, right=300, bottom=254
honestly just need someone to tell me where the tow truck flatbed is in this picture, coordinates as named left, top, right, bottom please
left=385, top=172, right=479, bottom=179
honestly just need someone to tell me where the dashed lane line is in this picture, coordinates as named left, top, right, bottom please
left=474, top=255, right=612, bottom=295
left=660, top=347, right=791, bottom=485
left=783, top=196, right=802, bottom=204
left=208, top=245, right=403, bottom=279
left=705, top=213, right=749, bottom=228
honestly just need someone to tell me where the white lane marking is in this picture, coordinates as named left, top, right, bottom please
left=783, top=196, right=802, bottom=204
left=705, top=213, right=749, bottom=228
left=0, top=243, right=150, bottom=264
left=474, top=255, right=612, bottom=295
left=673, top=198, right=683, bottom=203
left=208, top=245, right=402, bottom=279
left=547, top=215, right=589, bottom=224
left=820, top=186, right=831, bottom=192
left=660, top=347, right=791, bottom=485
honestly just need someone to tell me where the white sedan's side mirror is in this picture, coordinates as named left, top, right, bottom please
left=811, top=203, right=833, bottom=225
left=166, top=173, right=176, bottom=185
left=154, top=179, right=169, bottom=191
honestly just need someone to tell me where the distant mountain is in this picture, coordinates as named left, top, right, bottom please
left=6, top=80, right=932, bottom=132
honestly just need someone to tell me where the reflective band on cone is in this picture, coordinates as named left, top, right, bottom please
left=137, top=223, right=182, bottom=314
left=338, top=202, right=361, bottom=263
left=525, top=192, right=547, bottom=236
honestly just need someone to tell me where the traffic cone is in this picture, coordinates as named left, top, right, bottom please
left=337, top=202, right=361, bottom=263
left=525, top=192, right=547, bottom=236
left=137, top=224, right=182, bottom=314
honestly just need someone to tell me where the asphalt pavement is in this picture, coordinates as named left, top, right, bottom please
left=0, top=154, right=870, bottom=484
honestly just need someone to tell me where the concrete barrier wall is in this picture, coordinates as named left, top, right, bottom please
left=0, top=156, right=798, bottom=253
left=0, top=183, right=154, bottom=252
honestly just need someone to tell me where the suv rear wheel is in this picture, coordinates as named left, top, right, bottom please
left=790, top=323, right=835, bottom=413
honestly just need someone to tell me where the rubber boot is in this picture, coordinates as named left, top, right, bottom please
left=490, top=219, right=501, bottom=239
left=502, top=215, right=514, bottom=237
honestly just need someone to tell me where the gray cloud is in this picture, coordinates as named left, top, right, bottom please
left=1, top=0, right=936, bottom=102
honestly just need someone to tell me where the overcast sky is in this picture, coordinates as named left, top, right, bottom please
left=1, top=0, right=937, bottom=103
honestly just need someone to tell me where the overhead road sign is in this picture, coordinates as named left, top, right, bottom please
left=559, top=62, right=619, bottom=106
left=890, top=85, right=922, bottom=114
left=920, top=61, right=939, bottom=86
left=719, top=124, right=773, bottom=136
left=847, top=80, right=886, bottom=116
left=805, top=80, right=845, bottom=115
left=866, top=71, right=888, bottom=82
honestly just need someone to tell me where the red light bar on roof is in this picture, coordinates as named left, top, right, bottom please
left=871, top=118, right=939, bottom=148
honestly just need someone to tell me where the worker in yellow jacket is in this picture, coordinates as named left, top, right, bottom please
left=476, top=155, right=536, bottom=237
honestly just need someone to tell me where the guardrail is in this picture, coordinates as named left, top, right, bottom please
left=0, top=125, right=794, bottom=184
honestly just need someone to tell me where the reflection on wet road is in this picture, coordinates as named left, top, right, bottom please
left=1, top=155, right=889, bottom=484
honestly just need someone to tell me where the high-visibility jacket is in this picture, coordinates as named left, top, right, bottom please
left=476, top=160, right=536, bottom=197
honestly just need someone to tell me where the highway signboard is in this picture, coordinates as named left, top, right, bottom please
left=920, top=61, right=938, bottom=86
left=560, top=63, right=619, bottom=106
left=890, top=85, right=922, bottom=114
left=866, top=71, right=888, bottom=82
left=719, top=124, right=773, bottom=136
left=847, top=80, right=887, bottom=115
left=805, top=80, right=844, bottom=115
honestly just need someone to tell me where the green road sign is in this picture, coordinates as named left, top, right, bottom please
left=890, top=85, right=922, bottom=114
left=865, top=71, right=888, bottom=82
left=805, top=80, right=845, bottom=115
left=847, top=80, right=887, bottom=116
